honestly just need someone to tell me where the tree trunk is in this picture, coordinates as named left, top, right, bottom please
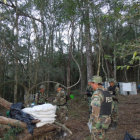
left=84, top=1, right=93, bottom=81
left=24, top=88, right=30, bottom=106
left=80, top=24, right=85, bottom=93
left=113, top=45, right=117, bottom=81
left=102, top=54, right=107, bottom=80
left=67, top=21, right=74, bottom=94
left=14, top=0, right=19, bottom=103
left=105, top=59, right=110, bottom=78
left=123, top=58, right=128, bottom=82
left=138, top=60, right=140, bottom=83
left=96, top=24, right=102, bottom=76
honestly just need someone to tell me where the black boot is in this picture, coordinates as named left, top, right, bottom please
left=110, top=122, right=117, bottom=130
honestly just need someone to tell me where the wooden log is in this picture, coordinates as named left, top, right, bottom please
left=54, top=121, right=72, bottom=135
left=0, top=97, right=12, bottom=110
left=0, top=116, right=58, bottom=140
left=0, top=116, right=27, bottom=128
left=16, top=124, right=58, bottom=140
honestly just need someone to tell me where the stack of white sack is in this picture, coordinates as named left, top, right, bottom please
left=22, top=103, right=57, bottom=127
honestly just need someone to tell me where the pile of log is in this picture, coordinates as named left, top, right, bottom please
left=0, top=97, right=72, bottom=140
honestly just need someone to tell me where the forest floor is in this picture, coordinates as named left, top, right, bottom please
left=1, top=92, right=140, bottom=140
left=65, top=92, right=140, bottom=140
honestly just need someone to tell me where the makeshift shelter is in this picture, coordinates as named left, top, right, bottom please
left=104, top=82, right=137, bottom=95
left=119, top=82, right=137, bottom=95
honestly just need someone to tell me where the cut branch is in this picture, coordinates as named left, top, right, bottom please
left=54, top=121, right=72, bottom=135
left=0, top=116, right=27, bottom=128
left=0, top=97, right=12, bottom=110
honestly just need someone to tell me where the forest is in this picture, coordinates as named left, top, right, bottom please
left=0, top=0, right=140, bottom=139
left=0, top=0, right=140, bottom=102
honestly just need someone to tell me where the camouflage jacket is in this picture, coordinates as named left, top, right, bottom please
left=35, top=92, right=47, bottom=105
left=53, top=88, right=67, bottom=106
left=90, top=87, right=112, bottom=120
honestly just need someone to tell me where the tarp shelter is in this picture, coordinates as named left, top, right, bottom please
left=9, top=102, right=36, bottom=134
left=104, top=82, right=137, bottom=95
left=119, top=82, right=137, bottom=95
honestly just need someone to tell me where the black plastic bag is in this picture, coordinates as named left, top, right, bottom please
left=124, top=132, right=140, bottom=140
left=9, top=102, right=36, bottom=134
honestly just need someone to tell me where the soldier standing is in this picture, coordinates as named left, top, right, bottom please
left=89, top=76, right=112, bottom=140
left=53, top=84, right=68, bottom=123
left=35, top=85, right=47, bottom=105
left=107, top=78, right=119, bottom=129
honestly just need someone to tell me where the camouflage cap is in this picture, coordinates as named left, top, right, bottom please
left=55, top=83, right=60, bottom=90
left=108, top=78, right=115, bottom=82
left=40, top=84, right=45, bottom=89
left=92, top=75, right=102, bottom=84
left=88, top=79, right=92, bottom=82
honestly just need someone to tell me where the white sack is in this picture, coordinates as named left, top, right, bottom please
left=22, top=104, right=56, bottom=112
left=22, top=103, right=57, bottom=127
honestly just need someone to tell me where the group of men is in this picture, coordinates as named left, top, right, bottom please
left=86, top=75, right=119, bottom=140
left=34, top=75, right=119, bottom=140
left=35, top=83, right=68, bottom=123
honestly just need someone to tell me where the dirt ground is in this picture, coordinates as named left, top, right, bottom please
left=65, top=93, right=140, bottom=140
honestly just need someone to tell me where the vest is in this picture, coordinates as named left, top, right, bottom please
left=108, top=85, right=116, bottom=95
left=99, top=90, right=112, bottom=116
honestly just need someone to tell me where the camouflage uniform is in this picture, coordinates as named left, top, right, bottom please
left=53, top=84, right=68, bottom=123
left=35, top=85, right=47, bottom=105
left=107, top=79, right=119, bottom=127
left=89, top=76, right=112, bottom=140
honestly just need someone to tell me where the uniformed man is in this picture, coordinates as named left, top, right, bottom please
left=107, top=78, right=119, bottom=129
left=53, top=83, right=68, bottom=123
left=35, top=85, right=47, bottom=105
left=89, top=76, right=112, bottom=140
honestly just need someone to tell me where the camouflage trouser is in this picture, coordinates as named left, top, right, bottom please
left=111, top=101, right=118, bottom=123
left=57, top=105, right=68, bottom=123
left=87, top=97, right=92, bottom=114
left=91, top=116, right=111, bottom=140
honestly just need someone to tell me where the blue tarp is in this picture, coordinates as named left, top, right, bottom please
left=124, top=132, right=140, bottom=140
left=9, top=102, right=35, bottom=134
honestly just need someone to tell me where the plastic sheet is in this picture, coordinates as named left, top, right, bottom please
left=124, top=132, right=140, bottom=140
left=9, top=102, right=35, bottom=134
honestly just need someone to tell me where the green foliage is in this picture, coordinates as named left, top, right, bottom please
left=1, top=126, right=23, bottom=140
left=3, top=0, right=6, bottom=4
left=54, top=0, right=78, bottom=22
left=117, top=51, right=140, bottom=70
left=132, top=51, right=137, bottom=60
left=104, top=55, right=112, bottom=61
